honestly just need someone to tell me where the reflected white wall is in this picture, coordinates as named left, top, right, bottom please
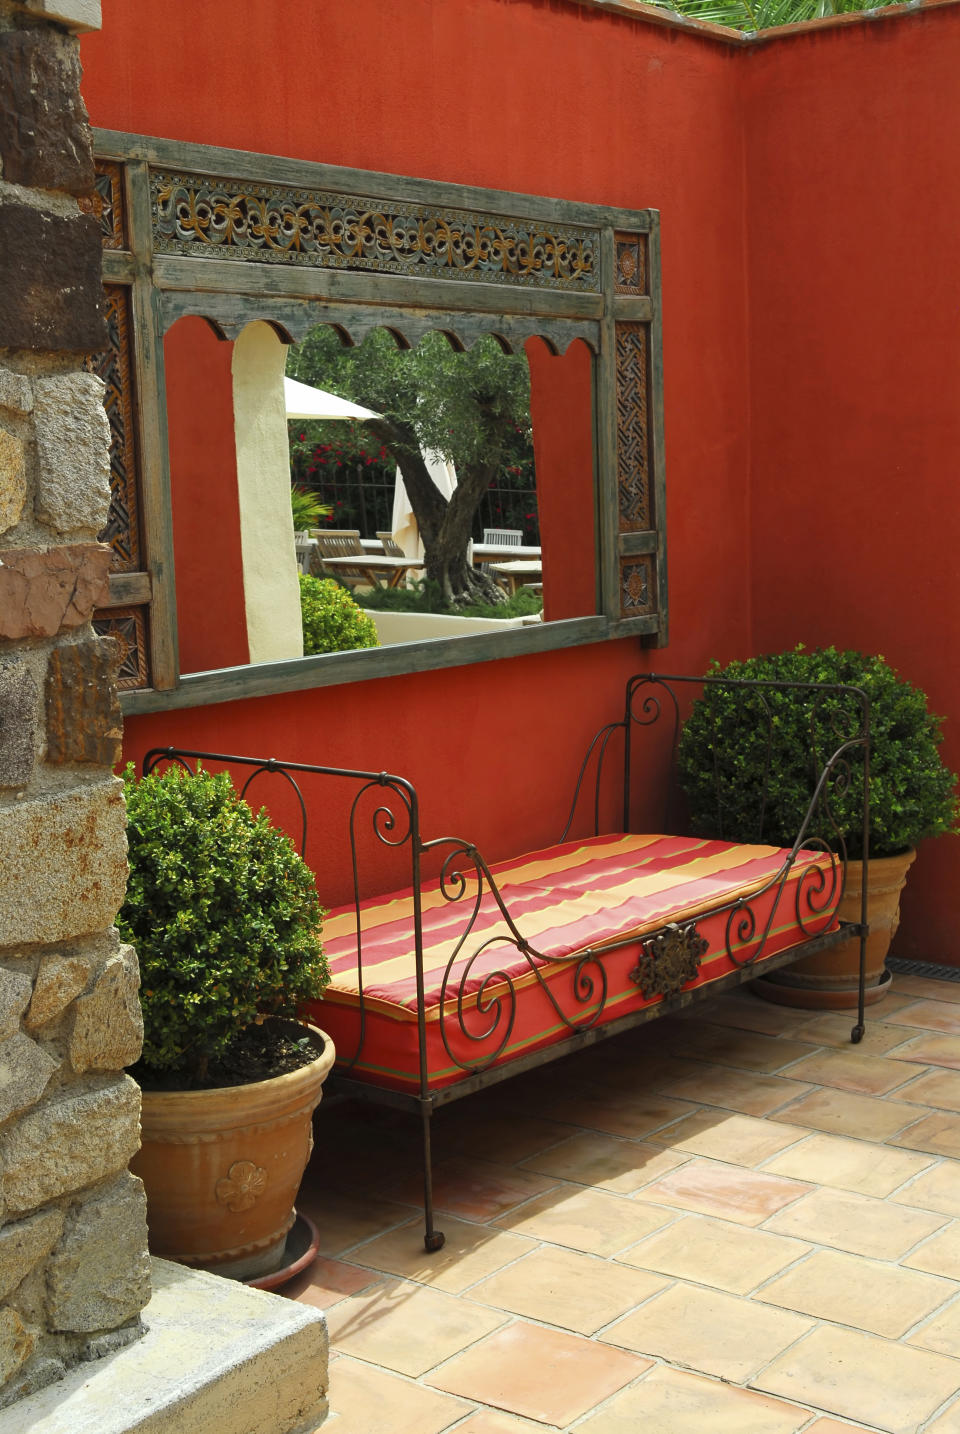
left=232, top=322, right=303, bottom=663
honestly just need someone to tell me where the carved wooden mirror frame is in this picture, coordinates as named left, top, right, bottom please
left=88, top=131, right=666, bottom=714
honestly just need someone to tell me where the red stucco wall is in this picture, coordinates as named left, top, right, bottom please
left=743, top=9, right=960, bottom=959
left=164, top=318, right=249, bottom=674
left=81, top=0, right=752, bottom=904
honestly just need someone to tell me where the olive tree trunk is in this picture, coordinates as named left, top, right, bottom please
left=367, top=417, right=506, bottom=607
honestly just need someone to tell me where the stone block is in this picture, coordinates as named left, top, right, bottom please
left=0, top=1310, right=33, bottom=1389
left=0, top=661, right=37, bottom=789
left=47, top=1174, right=150, bottom=1333
left=0, top=1257, right=328, bottom=1433
left=0, top=1032, right=57, bottom=1125
left=0, top=206, right=105, bottom=354
left=33, top=372, right=111, bottom=535
left=24, top=0, right=102, bottom=32
left=2, top=1075, right=141, bottom=1216
left=0, top=780, right=127, bottom=947
left=0, top=1209, right=63, bottom=1302
left=0, top=970, right=32, bottom=1041
left=0, top=1353, right=64, bottom=1411
left=0, top=543, right=111, bottom=641
left=26, top=953, right=91, bottom=1032
left=69, top=946, right=142, bottom=1073
left=45, top=638, right=122, bottom=768
left=0, top=428, right=25, bottom=538
left=0, top=30, right=94, bottom=195
left=0, top=371, right=32, bottom=418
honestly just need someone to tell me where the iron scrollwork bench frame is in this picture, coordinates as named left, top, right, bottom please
left=144, top=670, right=871, bottom=1253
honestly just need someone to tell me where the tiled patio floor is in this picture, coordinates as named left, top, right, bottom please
left=288, top=974, right=960, bottom=1434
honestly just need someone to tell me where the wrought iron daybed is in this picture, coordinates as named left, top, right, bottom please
left=144, top=670, right=871, bottom=1252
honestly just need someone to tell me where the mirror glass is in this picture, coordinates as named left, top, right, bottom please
left=163, top=316, right=597, bottom=675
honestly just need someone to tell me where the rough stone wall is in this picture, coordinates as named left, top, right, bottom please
left=0, top=0, right=150, bottom=1406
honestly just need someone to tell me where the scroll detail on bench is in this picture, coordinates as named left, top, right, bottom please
left=143, top=670, right=871, bottom=1253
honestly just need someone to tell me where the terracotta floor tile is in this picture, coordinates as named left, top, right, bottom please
left=435, top=1110, right=577, bottom=1165
left=575, top=1364, right=810, bottom=1434
left=470, top=1245, right=669, bottom=1334
left=454, top=1413, right=557, bottom=1434
left=520, top=1131, right=691, bottom=1193
left=753, top=1324, right=960, bottom=1434
left=763, top=1130, right=934, bottom=1197
left=696, top=993, right=819, bottom=1037
left=603, top=1281, right=812, bottom=1382
left=765, top=1185, right=947, bottom=1259
left=493, top=1183, right=675, bottom=1254
left=392, top=1156, right=556, bottom=1222
left=326, top=1277, right=507, bottom=1376
left=662, top=1064, right=814, bottom=1117
left=889, top=1032, right=960, bottom=1070
left=556, top=1087, right=697, bottom=1140
left=327, top=1356, right=470, bottom=1434
left=349, top=1216, right=536, bottom=1293
left=790, top=1013, right=916, bottom=1055
left=780, top=1046, right=915, bottom=1096
left=635, top=1156, right=812, bottom=1226
left=286, top=1255, right=382, bottom=1310
left=803, top=1423, right=885, bottom=1434
left=903, top=1220, right=960, bottom=1279
left=777, top=1086, right=927, bottom=1141
left=894, top=975, right=960, bottom=1005
left=891, top=1160, right=960, bottom=1217
left=925, top=1397, right=960, bottom=1432
left=756, top=1247, right=954, bottom=1337
left=618, top=1213, right=810, bottom=1294
left=670, top=1021, right=817, bottom=1073
left=895, top=1068, right=960, bottom=1112
left=890, top=1111, right=960, bottom=1158
left=650, top=1109, right=807, bottom=1166
left=301, top=1189, right=418, bottom=1257
left=572, top=1047, right=702, bottom=1091
left=892, top=1000, right=960, bottom=1035
left=424, top=1321, right=650, bottom=1426
left=906, top=1296, right=960, bottom=1358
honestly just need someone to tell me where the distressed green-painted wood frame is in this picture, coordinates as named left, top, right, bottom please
left=92, top=130, right=667, bottom=715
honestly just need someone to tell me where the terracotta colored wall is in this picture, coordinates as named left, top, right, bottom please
left=81, top=0, right=751, bottom=902
left=164, top=318, right=249, bottom=673
left=527, top=338, right=597, bottom=622
left=743, top=9, right=960, bottom=959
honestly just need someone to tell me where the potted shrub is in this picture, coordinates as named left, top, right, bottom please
left=119, top=763, right=333, bottom=1279
left=298, top=572, right=379, bottom=654
left=677, top=647, right=959, bottom=1008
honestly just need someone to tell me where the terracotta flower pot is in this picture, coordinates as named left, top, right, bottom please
left=132, top=1023, right=334, bottom=1280
left=755, top=849, right=917, bottom=1010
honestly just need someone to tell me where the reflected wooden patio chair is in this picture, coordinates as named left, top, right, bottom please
left=310, top=529, right=369, bottom=589
left=482, top=526, right=522, bottom=583
left=376, top=531, right=406, bottom=558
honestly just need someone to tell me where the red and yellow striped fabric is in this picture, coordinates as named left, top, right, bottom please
left=304, top=833, right=836, bottom=1091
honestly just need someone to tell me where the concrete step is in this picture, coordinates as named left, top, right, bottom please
left=0, top=1257, right=327, bottom=1434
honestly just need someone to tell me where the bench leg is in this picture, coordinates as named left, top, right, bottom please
left=850, top=924, right=867, bottom=1045
left=420, top=1100, right=445, bottom=1252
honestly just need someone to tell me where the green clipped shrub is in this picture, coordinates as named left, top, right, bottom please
left=119, top=764, right=329, bottom=1084
left=677, top=647, right=959, bottom=859
left=298, top=573, right=379, bottom=654
left=354, top=577, right=542, bottom=619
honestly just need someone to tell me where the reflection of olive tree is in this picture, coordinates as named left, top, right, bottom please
left=646, top=0, right=904, bottom=28
left=287, top=328, right=533, bottom=607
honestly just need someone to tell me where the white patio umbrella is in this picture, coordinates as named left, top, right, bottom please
left=283, top=376, right=381, bottom=423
